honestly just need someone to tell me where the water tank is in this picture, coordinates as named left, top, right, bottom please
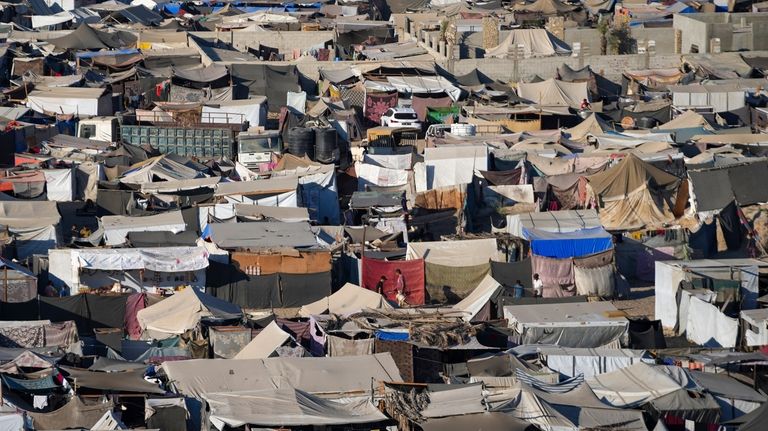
left=314, top=127, right=338, bottom=163
left=450, top=123, right=477, bottom=137
left=636, top=117, right=658, bottom=129
left=287, top=127, right=315, bottom=159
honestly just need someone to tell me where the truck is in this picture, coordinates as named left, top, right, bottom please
left=237, top=130, right=282, bottom=169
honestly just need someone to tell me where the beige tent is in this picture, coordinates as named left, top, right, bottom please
left=512, top=0, right=577, bottom=14
left=234, top=321, right=291, bottom=359
left=517, top=79, right=589, bottom=108
left=137, top=287, right=242, bottom=340
left=586, top=154, right=681, bottom=230
left=299, top=282, right=393, bottom=317
left=656, top=110, right=711, bottom=130
left=565, top=113, right=611, bottom=143
left=485, top=29, right=571, bottom=58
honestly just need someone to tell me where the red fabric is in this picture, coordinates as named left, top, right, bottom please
left=124, top=293, right=147, bottom=340
left=362, top=258, right=425, bottom=305
left=364, top=91, right=398, bottom=124
left=14, top=155, right=42, bottom=166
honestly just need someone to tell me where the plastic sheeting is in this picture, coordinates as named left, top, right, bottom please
left=42, top=169, right=74, bottom=202
left=361, top=258, right=425, bottom=305
left=423, top=146, right=488, bottom=190
left=203, top=387, right=387, bottom=428
left=574, top=264, right=615, bottom=297
left=355, top=162, right=409, bottom=189
left=234, top=321, right=289, bottom=359
left=541, top=347, right=653, bottom=378
left=26, top=87, right=111, bottom=116
left=425, top=262, right=490, bottom=303
left=406, top=238, right=502, bottom=266
left=525, top=227, right=613, bottom=259
left=101, top=210, right=186, bottom=246
left=586, top=363, right=684, bottom=408
left=486, top=29, right=571, bottom=58
left=686, top=296, right=737, bottom=348
left=299, top=282, right=393, bottom=317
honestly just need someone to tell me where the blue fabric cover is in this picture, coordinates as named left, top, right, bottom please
left=524, top=226, right=613, bottom=258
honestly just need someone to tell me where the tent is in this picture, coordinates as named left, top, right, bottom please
left=406, top=238, right=503, bottom=266
left=120, top=156, right=206, bottom=185
left=656, top=110, right=710, bottom=130
left=517, top=79, right=588, bottom=108
left=161, top=353, right=402, bottom=398
left=506, top=209, right=602, bottom=237
left=26, top=87, right=112, bottom=116
left=48, top=24, right=136, bottom=50
left=564, top=113, right=611, bottom=143
left=586, top=154, right=681, bottom=230
left=503, top=301, right=629, bottom=347
left=137, top=287, right=242, bottom=340
left=533, top=346, right=654, bottom=378
left=207, top=222, right=318, bottom=249
left=485, top=29, right=571, bottom=58
left=0, top=258, right=37, bottom=303
left=299, top=282, right=393, bottom=317
left=202, top=386, right=387, bottom=428
left=0, top=201, right=61, bottom=259
left=524, top=227, right=613, bottom=259
left=422, top=145, right=488, bottom=190
left=586, top=363, right=685, bottom=408
left=512, top=0, right=577, bottom=14
left=48, top=247, right=210, bottom=293
left=101, top=210, right=187, bottom=246
left=233, top=321, right=291, bottom=359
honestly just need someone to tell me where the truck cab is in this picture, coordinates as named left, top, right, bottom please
left=77, top=117, right=119, bottom=142
left=237, top=131, right=282, bottom=169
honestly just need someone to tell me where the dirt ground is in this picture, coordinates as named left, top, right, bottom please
left=612, top=283, right=655, bottom=320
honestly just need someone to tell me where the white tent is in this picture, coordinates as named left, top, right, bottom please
left=137, top=287, right=242, bottom=340
left=453, top=274, right=503, bottom=322
left=506, top=209, right=601, bottom=238
left=47, top=247, right=209, bottom=293
left=0, top=201, right=61, bottom=259
left=485, top=29, right=571, bottom=58
left=26, top=87, right=112, bottom=116
left=406, top=238, right=503, bottom=266
left=299, top=282, right=393, bottom=317
left=422, top=145, right=488, bottom=190
left=42, top=169, right=75, bottom=202
left=101, top=210, right=187, bottom=246
left=586, top=363, right=685, bottom=408
left=517, top=79, right=589, bottom=108
left=234, top=321, right=291, bottom=359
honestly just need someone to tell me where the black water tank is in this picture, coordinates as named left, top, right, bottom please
left=314, top=127, right=338, bottom=163
left=287, top=127, right=315, bottom=159
left=636, top=117, right=658, bottom=129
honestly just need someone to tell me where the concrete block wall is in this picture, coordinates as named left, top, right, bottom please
left=452, top=53, right=682, bottom=82
left=190, top=31, right=335, bottom=55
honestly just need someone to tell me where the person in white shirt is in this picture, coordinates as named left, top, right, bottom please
left=533, top=273, right=543, bottom=297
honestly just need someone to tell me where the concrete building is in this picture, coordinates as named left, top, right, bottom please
left=674, top=13, right=768, bottom=54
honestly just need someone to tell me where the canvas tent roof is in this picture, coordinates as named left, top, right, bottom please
left=507, top=209, right=601, bottom=237
left=0, top=201, right=60, bottom=228
left=299, top=282, right=394, bottom=317
left=60, top=366, right=165, bottom=394
left=485, top=29, right=571, bottom=58
left=420, top=412, right=535, bottom=431
left=453, top=274, right=503, bottom=321
left=120, top=156, right=206, bottom=185
left=101, top=210, right=187, bottom=246
left=161, top=353, right=402, bottom=398
left=586, top=363, right=685, bottom=408
left=517, top=79, right=588, bottom=108
left=208, top=222, right=318, bottom=249
left=214, top=177, right=298, bottom=197
left=233, top=321, right=291, bottom=359
left=137, top=287, right=242, bottom=340
left=406, top=238, right=502, bottom=266
left=512, top=0, right=577, bottom=13
left=565, top=113, right=611, bottom=142
left=657, top=110, right=711, bottom=130
left=586, top=154, right=680, bottom=199
left=48, top=24, right=136, bottom=50
left=203, top=387, right=387, bottom=428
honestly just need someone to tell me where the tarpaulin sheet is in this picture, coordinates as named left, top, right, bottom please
left=355, top=162, right=409, bottom=190
left=425, top=262, right=490, bottom=304
left=480, top=169, right=523, bottom=186
left=234, top=321, right=290, bottom=359
left=1, top=374, right=59, bottom=394
left=206, top=261, right=281, bottom=309
left=28, top=397, right=113, bottom=430
left=86, top=294, right=128, bottom=330
left=531, top=254, right=575, bottom=297
left=209, top=327, right=251, bottom=359
left=39, top=295, right=91, bottom=334
left=525, top=227, right=613, bottom=259
left=364, top=91, right=398, bottom=124
left=362, top=258, right=425, bottom=305
left=75, top=247, right=209, bottom=272
left=411, top=94, right=453, bottom=121
left=574, top=264, right=614, bottom=297
left=686, top=296, right=737, bottom=348
left=60, top=366, right=164, bottom=394
left=42, top=169, right=74, bottom=202
left=280, top=272, right=332, bottom=308
left=486, top=29, right=571, bottom=58
left=125, top=293, right=147, bottom=340
left=728, top=160, right=768, bottom=205
left=517, top=79, right=585, bottom=108
left=490, top=259, right=533, bottom=289
left=230, top=64, right=299, bottom=112
left=424, top=146, right=488, bottom=189
left=407, top=238, right=501, bottom=266
left=688, top=169, right=733, bottom=212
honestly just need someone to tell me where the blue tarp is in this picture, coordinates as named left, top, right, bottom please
left=375, top=330, right=409, bottom=341
left=164, top=3, right=182, bottom=14
left=76, top=49, right=139, bottom=59
left=524, top=227, right=613, bottom=259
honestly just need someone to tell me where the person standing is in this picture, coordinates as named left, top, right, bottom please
left=376, top=275, right=387, bottom=296
left=513, top=280, right=524, bottom=298
left=533, top=274, right=543, bottom=297
left=395, top=269, right=407, bottom=306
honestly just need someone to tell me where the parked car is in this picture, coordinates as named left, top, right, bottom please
left=380, top=108, right=422, bottom=129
